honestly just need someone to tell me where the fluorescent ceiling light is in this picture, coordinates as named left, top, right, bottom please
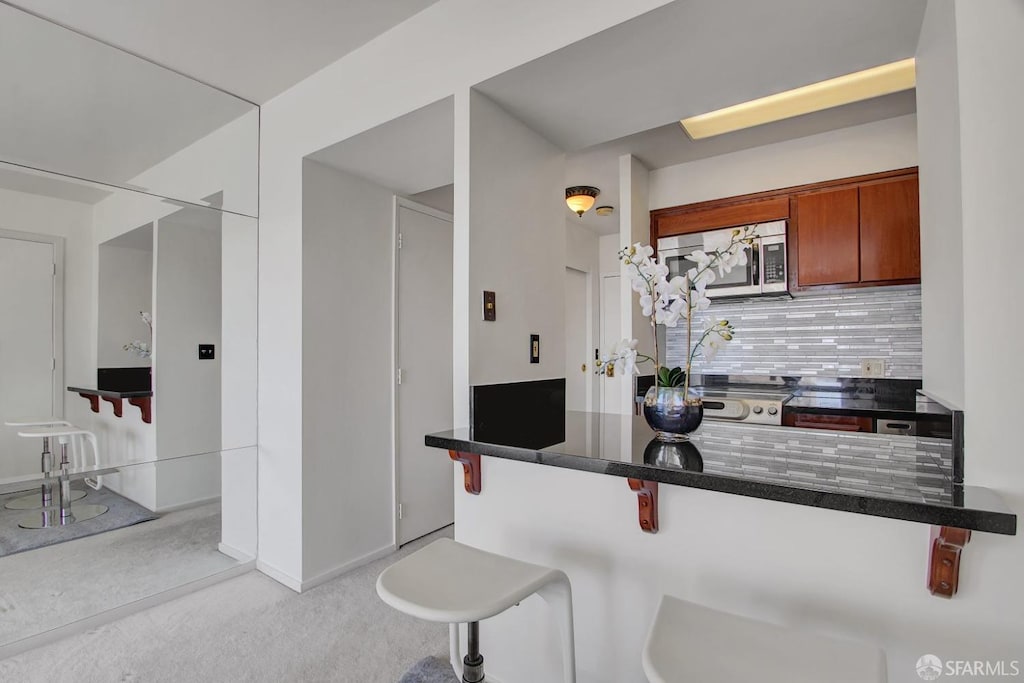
left=680, top=58, right=916, bottom=140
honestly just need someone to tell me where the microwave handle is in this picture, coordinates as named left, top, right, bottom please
left=751, top=245, right=761, bottom=286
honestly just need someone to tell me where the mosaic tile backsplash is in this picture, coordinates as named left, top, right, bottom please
left=692, top=421, right=953, bottom=504
left=665, top=286, right=922, bottom=379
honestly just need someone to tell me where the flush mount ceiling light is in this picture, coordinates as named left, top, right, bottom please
left=679, top=57, right=916, bottom=140
left=595, top=206, right=615, bottom=216
left=566, top=186, right=600, bottom=217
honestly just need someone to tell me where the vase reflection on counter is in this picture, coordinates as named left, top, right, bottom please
left=643, top=437, right=704, bottom=472
left=643, top=386, right=704, bottom=442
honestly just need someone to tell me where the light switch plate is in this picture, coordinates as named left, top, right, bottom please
left=530, top=334, right=540, bottom=364
left=482, top=291, right=496, bottom=321
left=861, top=358, right=886, bottom=377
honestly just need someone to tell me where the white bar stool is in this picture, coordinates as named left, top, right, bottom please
left=377, top=538, right=576, bottom=682
left=15, top=425, right=108, bottom=529
left=642, top=595, right=887, bottom=683
left=3, top=417, right=88, bottom=510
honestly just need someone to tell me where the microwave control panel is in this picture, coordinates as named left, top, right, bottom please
left=763, top=243, right=786, bottom=284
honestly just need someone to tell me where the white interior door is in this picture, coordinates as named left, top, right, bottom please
left=0, top=234, right=58, bottom=478
left=599, top=274, right=623, bottom=415
left=396, top=202, right=454, bottom=545
left=564, top=267, right=590, bottom=411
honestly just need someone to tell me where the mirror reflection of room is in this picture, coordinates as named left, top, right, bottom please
left=0, top=0, right=258, bottom=656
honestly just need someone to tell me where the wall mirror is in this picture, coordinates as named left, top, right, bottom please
left=0, top=3, right=258, bottom=217
left=0, top=3, right=258, bottom=655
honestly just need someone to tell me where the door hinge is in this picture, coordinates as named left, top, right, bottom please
left=396, top=368, right=403, bottom=385
left=52, top=262, right=57, bottom=276
left=397, top=503, right=404, bottom=520
left=52, top=358, right=56, bottom=370
left=397, top=233, right=403, bottom=249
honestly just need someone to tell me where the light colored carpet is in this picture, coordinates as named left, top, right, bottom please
left=0, top=526, right=454, bottom=682
left=0, top=487, right=158, bottom=556
left=0, top=502, right=238, bottom=649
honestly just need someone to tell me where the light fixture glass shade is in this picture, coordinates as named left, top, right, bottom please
left=680, top=58, right=916, bottom=140
left=566, top=186, right=600, bottom=217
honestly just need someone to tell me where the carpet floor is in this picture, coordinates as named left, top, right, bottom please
left=0, top=526, right=454, bottom=682
left=0, top=502, right=238, bottom=650
left=0, top=486, right=158, bottom=557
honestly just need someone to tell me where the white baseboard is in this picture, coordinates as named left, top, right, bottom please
left=0, top=560, right=255, bottom=661
left=154, top=495, right=221, bottom=514
left=298, top=543, right=397, bottom=592
left=256, top=559, right=303, bottom=592
left=218, top=542, right=255, bottom=563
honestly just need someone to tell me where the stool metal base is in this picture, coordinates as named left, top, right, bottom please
left=17, top=503, right=108, bottom=529
left=4, top=488, right=87, bottom=510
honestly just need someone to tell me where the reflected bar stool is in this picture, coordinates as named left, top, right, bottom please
left=3, top=417, right=88, bottom=510
left=377, top=538, right=576, bottom=682
left=15, top=425, right=108, bottom=529
left=642, top=595, right=887, bottom=683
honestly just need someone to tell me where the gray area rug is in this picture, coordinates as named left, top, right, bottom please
left=0, top=486, right=158, bottom=556
left=399, top=656, right=459, bottom=683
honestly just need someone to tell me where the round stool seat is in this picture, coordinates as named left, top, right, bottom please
left=17, top=425, right=92, bottom=439
left=643, top=595, right=887, bottom=683
left=378, top=538, right=566, bottom=624
left=378, top=538, right=576, bottom=682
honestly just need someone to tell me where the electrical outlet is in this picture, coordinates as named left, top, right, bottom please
left=861, top=358, right=886, bottom=377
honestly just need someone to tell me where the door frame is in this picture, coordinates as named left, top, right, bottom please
left=0, top=228, right=65, bottom=418
left=391, top=196, right=455, bottom=546
left=565, top=265, right=595, bottom=414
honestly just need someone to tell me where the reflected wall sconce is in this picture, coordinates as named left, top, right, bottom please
left=566, top=186, right=600, bottom=217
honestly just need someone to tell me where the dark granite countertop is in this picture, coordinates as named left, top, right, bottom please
left=68, top=386, right=153, bottom=399
left=426, top=411, right=1014, bottom=535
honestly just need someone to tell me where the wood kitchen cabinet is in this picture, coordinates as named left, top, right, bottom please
left=790, top=173, right=921, bottom=289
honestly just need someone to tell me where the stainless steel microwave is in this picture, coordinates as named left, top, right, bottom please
left=656, top=220, right=788, bottom=299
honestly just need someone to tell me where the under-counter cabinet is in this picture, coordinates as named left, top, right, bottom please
left=791, top=173, right=920, bottom=289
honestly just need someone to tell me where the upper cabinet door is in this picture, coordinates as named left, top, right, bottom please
left=794, top=187, right=860, bottom=286
left=859, top=177, right=920, bottom=282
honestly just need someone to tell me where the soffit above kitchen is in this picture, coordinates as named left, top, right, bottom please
left=4, top=0, right=441, bottom=104
left=475, top=0, right=926, bottom=154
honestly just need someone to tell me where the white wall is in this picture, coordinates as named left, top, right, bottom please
left=648, top=114, right=919, bottom=209
left=259, top=0, right=675, bottom=584
left=299, top=159, right=396, bottom=586
left=153, top=216, right=222, bottom=510
left=618, top=155, right=652, bottom=416
left=97, top=239, right=153, bottom=368
left=0, top=187, right=93, bottom=419
left=916, top=2, right=965, bottom=408
left=466, top=91, right=566, bottom=388
left=565, top=220, right=600, bottom=412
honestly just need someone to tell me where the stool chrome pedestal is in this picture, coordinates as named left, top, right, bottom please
left=15, top=426, right=107, bottom=529
left=3, top=418, right=87, bottom=510
left=377, top=538, right=576, bottom=683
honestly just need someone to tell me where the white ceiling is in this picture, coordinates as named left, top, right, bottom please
left=7, top=0, right=441, bottom=104
left=0, top=3, right=253, bottom=192
left=309, top=97, right=454, bottom=196
left=0, top=164, right=112, bottom=204
left=476, top=0, right=927, bottom=153
left=472, top=0, right=927, bottom=235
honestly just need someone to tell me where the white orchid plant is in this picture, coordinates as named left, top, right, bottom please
left=595, top=226, right=758, bottom=398
left=123, top=311, right=153, bottom=358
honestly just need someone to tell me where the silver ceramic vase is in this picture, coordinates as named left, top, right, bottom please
left=642, top=386, right=703, bottom=442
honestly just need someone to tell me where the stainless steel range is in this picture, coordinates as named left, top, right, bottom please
left=696, top=387, right=792, bottom=426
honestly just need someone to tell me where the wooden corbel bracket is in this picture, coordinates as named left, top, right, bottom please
left=78, top=392, right=100, bottom=414
left=449, top=450, right=482, bottom=495
left=928, top=526, right=971, bottom=598
left=101, top=396, right=123, bottom=417
left=128, top=396, right=152, bottom=424
left=628, top=479, right=659, bottom=533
